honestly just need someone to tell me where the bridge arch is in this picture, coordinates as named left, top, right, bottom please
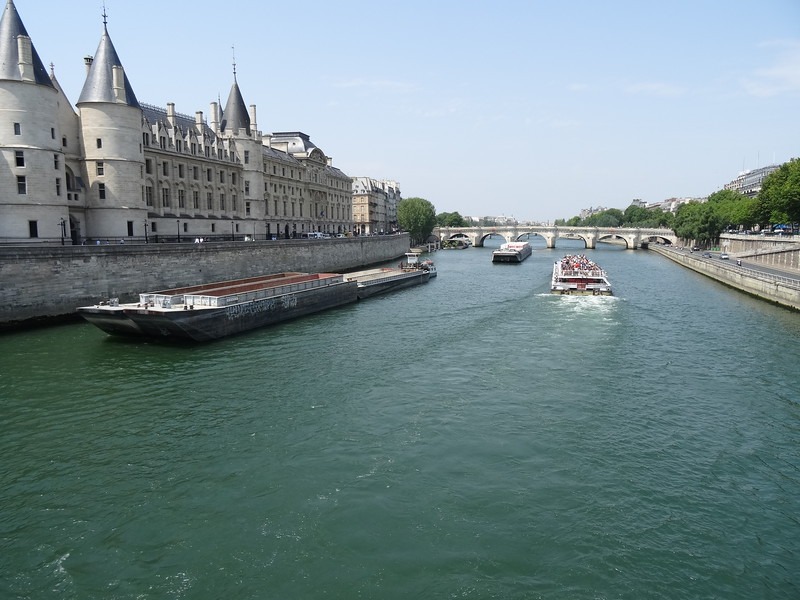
left=435, top=225, right=678, bottom=250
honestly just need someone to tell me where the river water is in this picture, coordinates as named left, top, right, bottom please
left=2, top=239, right=799, bottom=599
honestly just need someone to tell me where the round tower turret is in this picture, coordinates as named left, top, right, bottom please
left=76, top=15, right=145, bottom=240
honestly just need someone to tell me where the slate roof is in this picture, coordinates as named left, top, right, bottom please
left=140, top=103, right=213, bottom=141
left=220, top=80, right=250, bottom=135
left=77, top=23, right=139, bottom=107
left=0, top=0, right=54, bottom=87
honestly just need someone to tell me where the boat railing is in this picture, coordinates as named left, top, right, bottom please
left=139, top=293, right=185, bottom=307
left=559, top=268, right=606, bottom=278
left=140, top=276, right=345, bottom=309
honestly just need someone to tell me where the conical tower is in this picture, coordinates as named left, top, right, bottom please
left=0, top=0, right=65, bottom=243
left=76, top=9, right=145, bottom=239
left=217, top=62, right=265, bottom=227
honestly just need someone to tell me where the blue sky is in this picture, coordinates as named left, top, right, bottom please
left=19, top=0, right=800, bottom=222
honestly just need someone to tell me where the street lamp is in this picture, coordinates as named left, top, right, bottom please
left=59, top=217, right=66, bottom=246
left=176, top=219, right=180, bottom=243
left=144, top=220, right=149, bottom=243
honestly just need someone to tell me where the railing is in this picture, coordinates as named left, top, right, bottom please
left=559, top=269, right=606, bottom=278
left=661, top=246, right=800, bottom=290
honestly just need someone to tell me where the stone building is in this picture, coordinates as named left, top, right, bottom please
left=0, top=0, right=352, bottom=244
left=723, top=165, right=780, bottom=198
left=352, top=177, right=401, bottom=235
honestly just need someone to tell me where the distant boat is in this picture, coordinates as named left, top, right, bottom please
left=443, top=238, right=470, bottom=249
left=492, top=241, right=532, bottom=263
left=551, top=255, right=612, bottom=295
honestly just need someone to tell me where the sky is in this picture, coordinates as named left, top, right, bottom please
left=16, top=0, right=800, bottom=222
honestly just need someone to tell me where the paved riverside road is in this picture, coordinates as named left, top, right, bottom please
left=679, top=247, right=800, bottom=281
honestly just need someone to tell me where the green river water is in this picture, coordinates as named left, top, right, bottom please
left=2, top=239, right=799, bottom=599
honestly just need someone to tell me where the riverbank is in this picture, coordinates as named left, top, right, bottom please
left=649, top=245, right=800, bottom=311
left=0, top=234, right=410, bottom=329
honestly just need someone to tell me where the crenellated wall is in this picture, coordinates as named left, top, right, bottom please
left=0, top=235, right=410, bottom=327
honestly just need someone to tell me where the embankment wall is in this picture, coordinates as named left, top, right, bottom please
left=0, top=235, right=410, bottom=327
left=650, top=245, right=800, bottom=311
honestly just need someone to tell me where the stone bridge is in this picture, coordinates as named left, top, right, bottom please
left=434, top=225, right=677, bottom=250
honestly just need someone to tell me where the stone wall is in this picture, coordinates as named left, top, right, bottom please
left=0, top=235, right=410, bottom=327
left=650, top=245, right=800, bottom=311
left=718, top=235, right=800, bottom=273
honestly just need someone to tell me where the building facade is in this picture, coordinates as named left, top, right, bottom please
left=723, top=165, right=780, bottom=198
left=0, top=1, right=353, bottom=244
left=352, top=177, right=401, bottom=235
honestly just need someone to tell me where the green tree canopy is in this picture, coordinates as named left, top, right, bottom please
left=584, top=208, right=623, bottom=227
left=436, top=211, right=469, bottom=227
left=560, top=206, right=673, bottom=229
left=398, top=197, right=437, bottom=245
left=706, top=189, right=756, bottom=231
left=757, top=158, right=800, bottom=226
left=673, top=200, right=724, bottom=244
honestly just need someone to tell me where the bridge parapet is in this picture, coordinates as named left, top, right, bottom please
left=436, top=226, right=677, bottom=250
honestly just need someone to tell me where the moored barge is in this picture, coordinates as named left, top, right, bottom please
left=77, top=272, right=358, bottom=341
left=346, top=267, right=430, bottom=299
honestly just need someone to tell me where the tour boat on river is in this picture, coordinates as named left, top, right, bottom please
left=551, top=254, right=613, bottom=295
left=492, top=241, right=532, bottom=263
left=77, top=272, right=358, bottom=342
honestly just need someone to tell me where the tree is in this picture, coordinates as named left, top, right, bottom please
left=585, top=208, right=623, bottom=227
left=623, top=205, right=651, bottom=225
left=398, top=197, right=437, bottom=245
left=673, top=201, right=723, bottom=245
left=436, top=211, right=469, bottom=227
left=757, top=158, right=800, bottom=226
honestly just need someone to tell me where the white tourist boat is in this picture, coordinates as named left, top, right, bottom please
left=551, top=255, right=612, bottom=295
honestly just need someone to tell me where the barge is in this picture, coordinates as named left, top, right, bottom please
left=346, top=252, right=436, bottom=299
left=551, top=255, right=612, bottom=295
left=492, top=241, right=532, bottom=263
left=346, top=267, right=430, bottom=299
left=77, top=272, right=358, bottom=341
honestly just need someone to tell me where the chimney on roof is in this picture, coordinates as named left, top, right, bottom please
left=84, top=55, right=93, bottom=76
left=210, top=101, right=219, bottom=134
left=249, top=104, right=257, bottom=138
